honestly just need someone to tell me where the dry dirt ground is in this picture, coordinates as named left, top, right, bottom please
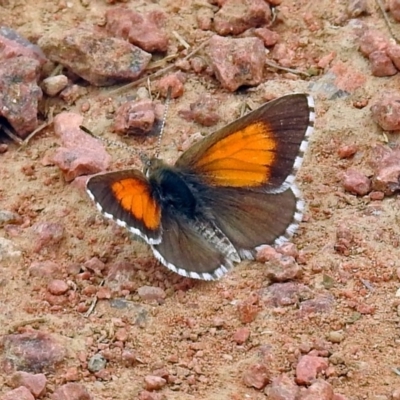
left=1, top=0, right=400, bottom=399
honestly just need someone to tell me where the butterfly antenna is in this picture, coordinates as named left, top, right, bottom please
left=154, top=86, right=172, bottom=159
left=80, top=125, right=145, bottom=160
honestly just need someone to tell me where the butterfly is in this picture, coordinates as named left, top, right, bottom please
left=86, top=93, right=315, bottom=280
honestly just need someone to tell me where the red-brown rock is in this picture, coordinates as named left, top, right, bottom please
left=138, top=286, right=166, bottom=302
left=157, top=72, right=185, bottom=99
left=51, top=383, right=92, bottom=400
left=295, top=355, right=329, bottom=385
left=144, top=375, right=167, bottom=391
left=208, top=35, right=265, bottom=91
left=2, top=331, right=65, bottom=372
left=371, top=93, right=400, bottom=131
left=39, top=27, right=151, bottom=86
left=106, top=8, right=168, bottom=53
left=113, top=99, right=156, bottom=135
left=178, top=94, right=220, bottom=127
left=8, top=371, right=47, bottom=398
left=1, top=387, right=35, bottom=400
left=265, top=255, right=302, bottom=282
left=50, top=112, right=111, bottom=181
left=213, top=0, right=271, bottom=36
left=31, top=222, right=64, bottom=252
left=369, top=50, right=397, bottom=77
left=358, top=29, right=389, bottom=56
left=267, top=374, right=299, bottom=400
left=0, top=56, right=42, bottom=138
left=297, top=380, right=334, bottom=400
left=48, top=280, right=69, bottom=295
left=254, top=27, right=279, bottom=47
left=371, top=146, right=400, bottom=194
left=390, top=0, right=400, bottom=21
left=342, top=169, right=371, bottom=196
left=232, top=327, right=250, bottom=344
left=242, top=363, right=271, bottom=389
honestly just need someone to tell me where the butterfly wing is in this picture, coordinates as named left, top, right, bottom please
left=151, top=210, right=236, bottom=281
left=86, top=170, right=162, bottom=244
left=176, top=93, right=314, bottom=191
left=197, top=184, right=303, bottom=258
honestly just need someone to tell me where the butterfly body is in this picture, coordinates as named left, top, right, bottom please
left=87, top=93, right=315, bottom=280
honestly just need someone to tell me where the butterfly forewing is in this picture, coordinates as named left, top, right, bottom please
left=86, top=170, right=162, bottom=244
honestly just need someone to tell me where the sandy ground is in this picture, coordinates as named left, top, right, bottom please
left=1, top=0, right=400, bottom=399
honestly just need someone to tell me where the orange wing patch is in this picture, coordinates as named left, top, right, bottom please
left=195, top=122, right=276, bottom=187
left=111, top=178, right=161, bottom=230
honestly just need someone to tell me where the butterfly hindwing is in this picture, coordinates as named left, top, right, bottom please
left=176, top=93, right=314, bottom=191
left=86, top=170, right=162, bottom=244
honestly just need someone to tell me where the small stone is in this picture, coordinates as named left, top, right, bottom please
left=51, top=383, right=92, bottom=400
left=1, top=387, right=35, bottom=400
left=144, top=375, right=167, bottom=391
left=157, top=72, right=185, bottom=99
left=387, top=44, right=400, bottom=70
left=265, top=255, right=302, bottom=282
left=233, top=327, right=250, bottom=344
left=342, top=169, right=371, bottom=196
left=3, top=331, right=65, bottom=372
left=369, top=50, right=397, bottom=77
left=84, top=257, right=106, bottom=275
left=0, top=143, right=8, bottom=153
left=371, top=93, right=400, bottom=131
left=113, top=99, right=156, bottom=136
left=371, top=147, right=400, bottom=194
left=97, top=287, right=111, bottom=299
left=254, top=27, right=279, bottom=47
left=88, top=354, right=107, bottom=373
left=31, top=222, right=64, bottom=252
left=337, top=144, right=358, bottom=159
left=39, top=27, right=151, bottom=86
left=327, top=331, right=344, bottom=343
left=178, top=94, right=220, bottom=126
left=28, top=261, right=61, bottom=278
left=298, top=379, right=334, bottom=400
left=115, top=328, right=128, bottom=342
left=295, top=355, right=329, bottom=385
left=267, top=374, right=299, bottom=400
left=347, top=0, right=369, bottom=17
left=359, top=29, right=389, bottom=57
left=207, top=35, right=265, bottom=92
left=242, top=363, right=271, bottom=390
left=138, top=391, right=165, bottom=400
left=47, top=279, right=69, bottom=295
left=8, top=371, right=47, bottom=398
left=213, top=0, right=271, bottom=36
left=138, top=286, right=166, bottom=302
left=41, top=75, right=69, bottom=96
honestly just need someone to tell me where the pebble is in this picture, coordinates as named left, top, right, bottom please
left=390, top=0, right=400, bottom=22
left=1, top=387, right=35, bottom=400
left=48, top=279, right=69, bottom=295
left=144, top=375, right=167, bottom=391
left=51, top=383, right=92, bottom=400
left=327, top=331, right=345, bottom=344
left=266, top=374, right=299, bottom=399
left=88, top=354, right=107, bottom=372
left=392, top=388, right=400, bottom=400
left=41, top=75, right=68, bottom=96
left=298, top=379, right=334, bottom=399
left=371, top=93, right=400, bottom=131
left=232, top=327, right=250, bottom=345
left=157, top=73, right=185, bottom=99
left=342, top=169, right=371, bottom=196
left=369, top=51, right=397, bottom=77
left=8, top=371, right=47, bottom=398
left=295, top=355, right=329, bottom=385
left=265, top=255, right=302, bottom=282
left=138, top=286, right=166, bottom=302
left=242, top=363, right=271, bottom=390
left=207, top=35, right=265, bottom=92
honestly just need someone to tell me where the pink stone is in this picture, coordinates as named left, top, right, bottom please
left=178, top=94, right=220, bottom=127
left=359, top=29, right=389, bottom=56
left=50, top=113, right=111, bottom=181
left=50, top=383, right=92, bottom=400
left=208, top=35, right=265, bottom=91
left=337, top=144, right=358, bottom=159
left=113, top=99, right=156, bottom=136
left=48, top=280, right=69, bottom=295
left=157, top=72, right=185, bottom=99
left=342, top=169, right=371, bottom=196
left=8, top=371, right=47, bottom=398
left=28, top=261, right=62, bottom=278
left=297, top=380, right=334, bottom=400
left=390, top=0, right=400, bottom=21
left=254, top=27, right=279, bottom=47
left=265, top=255, right=302, bottom=282
left=213, top=0, right=271, bottom=36
left=1, top=387, right=35, bottom=400
left=295, top=355, right=329, bottom=385
left=106, top=8, right=168, bottom=53
left=371, top=93, right=400, bottom=130
left=242, top=363, right=271, bottom=389
left=268, top=374, right=299, bottom=400
left=97, top=287, right=111, bottom=299
left=137, top=286, right=166, bottom=302
left=144, top=375, right=167, bottom=391
left=233, top=327, right=251, bottom=344
left=31, top=222, right=64, bottom=252
left=369, top=50, right=397, bottom=77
